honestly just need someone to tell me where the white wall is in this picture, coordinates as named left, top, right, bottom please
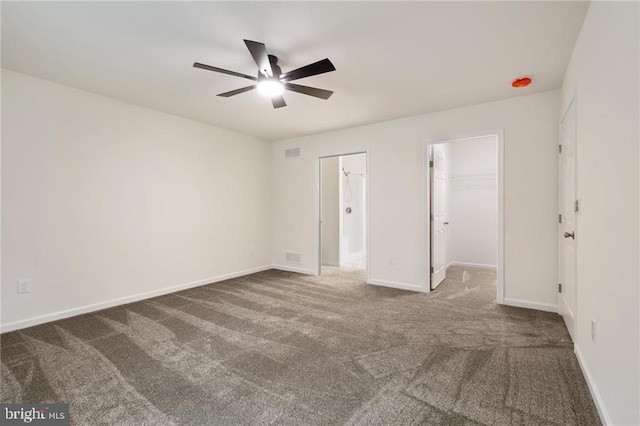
left=445, top=137, right=498, bottom=268
left=340, top=153, right=366, bottom=263
left=560, top=2, right=639, bottom=424
left=1, top=70, right=272, bottom=330
left=321, top=157, right=340, bottom=266
left=271, top=90, right=560, bottom=307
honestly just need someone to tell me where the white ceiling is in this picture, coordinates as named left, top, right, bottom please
left=1, top=2, right=588, bottom=141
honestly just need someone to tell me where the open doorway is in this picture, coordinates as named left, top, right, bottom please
left=319, top=153, right=367, bottom=279
left=427, top=133, right=503, bottom=302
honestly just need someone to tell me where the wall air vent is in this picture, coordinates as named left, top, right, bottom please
left=285, top=147, right=300, bottom=158
left=285, top=252, right=301, bottom=264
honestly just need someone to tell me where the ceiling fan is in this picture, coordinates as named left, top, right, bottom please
left=193, top=39, right=336, bottom=109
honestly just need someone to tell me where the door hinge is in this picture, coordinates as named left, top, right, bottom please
left=558, top=214, right=562, bottom=223
left=430, top=213, right=434, bottom=220
left=574, top=200, right=580, bottom=213
left=430, top=266, right=434, bottom=273
left=558, top=283, right=562, bottom=293
left=559, top=144, right=563, bottom=154
left=429, top=160, right=434, bottom=168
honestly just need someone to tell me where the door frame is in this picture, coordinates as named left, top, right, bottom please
left=423, top=130, right=505, bottom=302
left=317, top=151, right=370, bottom=282
left=558, top=95, right=578, bottom=338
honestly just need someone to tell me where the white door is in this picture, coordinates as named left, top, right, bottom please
left=559, top=100, right=577, bottom=338
left=431, top=145, right=447, bottom=289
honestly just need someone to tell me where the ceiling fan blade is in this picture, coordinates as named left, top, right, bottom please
left=280, top=58, right=336, bottom=82
left=217, top=85, right=256, bottom=97
left=271, top=96, right=287, bottom=109
left=244, top=39, right=273, bottom=77
left=193, top=62, right=257, bottom=81
left=284, top=83, right=333, bottom=100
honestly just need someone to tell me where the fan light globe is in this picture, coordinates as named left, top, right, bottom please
left=257, top=79, right=284, bottom=97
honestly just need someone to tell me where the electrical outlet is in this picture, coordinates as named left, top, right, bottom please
left=388, top=257, right=395, bottom=265
left=17, top=279, right=31, bottom=294
left=591, top=320, right=596, bottom=341
left=250, top=247, right=255, bottom=256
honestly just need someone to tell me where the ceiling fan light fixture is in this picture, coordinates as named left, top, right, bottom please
left=193, top=39, right=336, bottom=108
left=257, top=79, right=284, bottom=97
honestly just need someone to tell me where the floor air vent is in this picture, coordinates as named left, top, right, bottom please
left=285, top=252, right=301, bottom=264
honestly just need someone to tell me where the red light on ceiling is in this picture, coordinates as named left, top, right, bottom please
left=512, top=77, right=532, bottom=88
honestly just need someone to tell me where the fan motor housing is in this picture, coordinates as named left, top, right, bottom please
left=259, top=55, right=282, bottom=80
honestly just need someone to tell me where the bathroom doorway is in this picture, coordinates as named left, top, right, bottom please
left=319, top=153, right=367, bottom=279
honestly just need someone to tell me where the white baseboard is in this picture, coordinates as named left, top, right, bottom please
left=271, top=264, right=317, bottom=276
left=367, top=278, right=426, bottom=293
left=447, top=261, right=497, bottom=270
left=502, top=297, right=558, bottom=313
left=321, top=260, right=340, bottom=267
left=0, top=265, right=273, bottom=333
left=574, top=344, right=611, bottom=425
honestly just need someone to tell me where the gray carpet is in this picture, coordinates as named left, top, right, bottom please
left=1, top=267, right=600, bottom=425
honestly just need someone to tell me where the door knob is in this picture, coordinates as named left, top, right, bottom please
left=444, top=222, right=449, bottom=225
left=564, top=231, right=575, bottom=239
